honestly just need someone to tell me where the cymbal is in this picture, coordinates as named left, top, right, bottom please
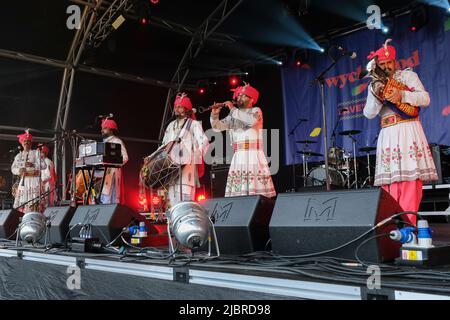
left=339, top=130, right=362, bottom=136
left=359, top=146, right=377, bottom=152
left=295, top=140, right=317, bottom=144
left=297, top=151, right=324, bottom=157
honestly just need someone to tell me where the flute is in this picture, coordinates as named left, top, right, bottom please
left=197, top=100, right=237, bottom=114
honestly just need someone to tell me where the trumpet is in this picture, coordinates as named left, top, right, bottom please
left=197, top=101, right=237, bottom=114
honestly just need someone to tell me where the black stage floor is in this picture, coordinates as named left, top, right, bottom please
left=2, top=240, right=450, bottom=300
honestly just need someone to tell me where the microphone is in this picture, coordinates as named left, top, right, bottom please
left=337, top=46, right=357, bottom=59
left=97, top=113, right=114, bottom=119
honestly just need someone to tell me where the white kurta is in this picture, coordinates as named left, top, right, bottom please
left=363, top=69, right=438, bottom=186
left=100, top=135, right=128, bottom=204
left=11, top=149, right=47, bottom=213
left=41, top=157, right=57, bottom=208
left=211, top=106, right=276, bottom=198
left=162, top=118, right=209, bottom=206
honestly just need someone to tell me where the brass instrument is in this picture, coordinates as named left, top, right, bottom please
left=364, top=57, right=419, bottom=117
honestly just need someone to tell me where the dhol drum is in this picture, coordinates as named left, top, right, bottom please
left=139, top=141, right=183, bottom=190
left=306, top=166, right=345, bottom=187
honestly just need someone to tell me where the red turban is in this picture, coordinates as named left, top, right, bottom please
left=17, top=130, right=33, bottom=144
left=101, top=118, right=118, bottom=130
left=231, top=86, right=243, bottom=100
left=233, top=84, right=259, bottom=105
left=174, top=93, right=196, bottom=119
left=367, top=39, right=396, bottom=62
left=41, top=145, right=49, bottom=156
left=174, top=93, right=193, bottom=111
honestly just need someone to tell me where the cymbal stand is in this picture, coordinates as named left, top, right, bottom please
left=348, top=133, right=358, bottom=189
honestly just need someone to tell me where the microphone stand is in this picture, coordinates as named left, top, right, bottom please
left=288, top=119, right=306, bottom=192
left=313, top=53, right=347, bottom=191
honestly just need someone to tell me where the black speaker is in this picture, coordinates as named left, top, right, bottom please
left=43, top=206, right=76, bottom=244
left=202, top=195, right=275, bottom=254
left=69, top=204, right=136, bottom=244
left=269, top=188, right=403, bottom=262
left=210, top=165, right=229, bottom=198
left=0, top=209, right=21, bottom=239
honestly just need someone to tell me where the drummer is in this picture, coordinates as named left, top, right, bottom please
left=161, top=93, right=209, bottom=206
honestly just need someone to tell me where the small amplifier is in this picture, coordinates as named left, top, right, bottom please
left=78, top=141, right=122, bottom=158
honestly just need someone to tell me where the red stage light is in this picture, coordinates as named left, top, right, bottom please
left=196, top=194, right=207, bottom=202
left=152, top=195, right=161, bottom=206
left=199, top=88, right=205, bottom=94
left=230, top=77, right=238, bottom=86
left=296, top=60, right=301, bottom=67
left=150, top=0, right=159, bottom=4
left=140, top=18, right=149, bottom=25
left=411, top=26, right=417, bottom=32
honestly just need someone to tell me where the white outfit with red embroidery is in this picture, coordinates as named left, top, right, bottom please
left=211, top=106, right=276, bottom=198
left=162, top=118, right=209, bottom=206
left=11, top=149, right=47, bottom=212
left=41, top=157, right=57, bottom=208
left=364, top=68, right=438, bottom=186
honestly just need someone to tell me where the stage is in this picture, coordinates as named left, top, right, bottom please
left=1, top=244, right=450, bottom=300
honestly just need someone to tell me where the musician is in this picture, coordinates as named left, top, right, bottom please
left=162, top=93, right=209, bottom=206
left=210, top=83, right=276, bottom=198
left=40, top=145, right=57, bottom=208
left=11, top=130, right=47, bottom=213
left=99, top=118, right=128, bottom=204
left=363, top=39, right=437, bottom=225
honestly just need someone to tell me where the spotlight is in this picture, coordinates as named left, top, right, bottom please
left=229, top=76, right=239, bottom=86
left=410, top=4, right=428, bottom=32
left=133, top=0, right=151, bottom=25
left=150, top=0, right=159, bottom=4
left=19, top=212, right=47, bottom=244
left=196, top=194, right=207, bottom=202
left=276, top=60, right=283, bottom=66
left=197, top=79, right=209, bottom=94
left=199, top=88, right=205, bottom=95
left=382, top=26, right=390, bottom=34
left=166, top=201, right=210, bottom=249
left=319, top=47, right=325, bottom=53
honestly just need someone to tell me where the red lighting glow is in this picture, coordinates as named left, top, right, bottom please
left=152, top=196, right=161, bottom=206
left=196, top=194, right=207, bottom=202
left=230, top=77, right=238, bottom=86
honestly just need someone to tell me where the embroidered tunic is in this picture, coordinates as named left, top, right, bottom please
left=211, top=106, right=276, bottom=198
left=41, top=157, right=57, bottom=208
left=363, top=69, right=438, bottom=185
left=162, top=118, right=209, bottom=205
left=11, top=149, right=47, bottom=212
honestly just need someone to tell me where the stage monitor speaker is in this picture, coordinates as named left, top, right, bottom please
left=202, top=195, right=275, bottom=254
left=43, top=206, right=76, bottom=244
left=269, top=188, right=403, bottom=263
left=69, top=204, right=137, bottom=244
left=0, top=209, right=21, bottom=239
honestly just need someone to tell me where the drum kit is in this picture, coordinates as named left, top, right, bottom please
left=296, top=129, right=377, bottom=189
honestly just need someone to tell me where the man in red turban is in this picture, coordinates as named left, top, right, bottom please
left=211, top=83, right=276, bottom=198
left=159, top=93, right=209, bottom=207
left=363, top=39, right=437, bottom=225
left=99, top=117, right=128, bottom=204
left=11, top=130, right=47, bottom=212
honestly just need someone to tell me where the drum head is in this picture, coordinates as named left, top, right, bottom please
left=306, top=166, right=345, bottom=187
left=140, top=148, right=181, bottom=189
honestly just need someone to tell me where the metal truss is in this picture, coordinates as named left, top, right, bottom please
left=158, top=0, right=244, bottom=141
left=86, top=0, right=134, bottom=48
left=71, top=0, right=238, bottom=43
left=54, top=0, right=103, bottom=201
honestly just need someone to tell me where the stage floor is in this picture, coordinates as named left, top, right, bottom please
left=1, top=245, right=450, bottom=300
